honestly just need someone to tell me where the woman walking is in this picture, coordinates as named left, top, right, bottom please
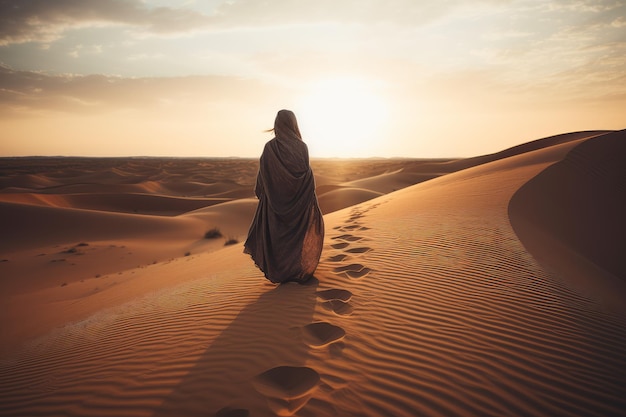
left=244, top=109, right=324, bottom=284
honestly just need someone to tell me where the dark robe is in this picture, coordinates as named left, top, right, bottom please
left=244, top=116, right=324, bottom=283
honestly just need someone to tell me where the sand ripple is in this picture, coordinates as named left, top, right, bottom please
left=301, top=149, right=626, bottom=416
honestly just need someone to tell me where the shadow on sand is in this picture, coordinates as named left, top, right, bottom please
left=153, top=277, right=320, bottom=417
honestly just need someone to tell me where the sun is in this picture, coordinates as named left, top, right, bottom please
left=295, top=77, right=389, bottom=158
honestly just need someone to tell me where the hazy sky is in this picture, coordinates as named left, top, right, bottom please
left=0, top=0, right=624, bottom=158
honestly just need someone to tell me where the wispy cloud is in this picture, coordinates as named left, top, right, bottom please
left=0, top=0, right=509, bottom=47
left=0, top=0, right=214, bottom=46
left=542, top=0, right=623, bottom=13
left=0, top=63, right=274, bottom=116
left=209, top=0, right=486, bottom=27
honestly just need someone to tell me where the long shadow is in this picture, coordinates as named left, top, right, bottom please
left=153, top=278, right=319, bottom=417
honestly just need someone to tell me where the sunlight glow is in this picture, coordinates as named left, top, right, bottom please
left=296, top=77, right=390, bottom=157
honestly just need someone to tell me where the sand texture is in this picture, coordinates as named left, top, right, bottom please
left=1, top=130, right=625, bottom=416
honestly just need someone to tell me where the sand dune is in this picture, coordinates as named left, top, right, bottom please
left=442, top=130, right=610, bottom=171
left=510, top=129, right=626, bottom=314
left=0, top=200, right=205, bottom=253
left=2, top=156, right=452, bottom=307
left=0, top=192, right=231, bottom=214
left=341, top=169, right=437, bottom=194
left=183, top=198, right=259, bottom=240
left=1, top=130, right=625, bottom=416
left=317, top=187, right=383, bottom=214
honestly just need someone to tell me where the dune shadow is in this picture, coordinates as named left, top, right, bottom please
left=153, top=277, right=319, bottom=417
left=509, top=130, right=626, bottom=313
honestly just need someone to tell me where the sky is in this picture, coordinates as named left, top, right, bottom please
left=0, top=0, right=624, bottom=158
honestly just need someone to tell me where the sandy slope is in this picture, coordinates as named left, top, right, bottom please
left=1, top=131, right=625, bottom=416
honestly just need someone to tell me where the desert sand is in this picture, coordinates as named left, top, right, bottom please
left=1, top=129, right=625, bottom=416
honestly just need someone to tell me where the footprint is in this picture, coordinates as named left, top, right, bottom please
left=330, top=242, right=349, bottom=250
left=316, top=289, right=353, bottom=302
left=331, top=234, right=363, bottom=242
left=316, top=289, right=353, bottom=315
left=302, top=322, right=346, bottom=348
left=252, top=366, right=320, bottom=416
left=337, top=224, right=366, bottom=232
left=339, top=224, right=361, bottom=231
left=326, top=254, right=348, bottom=262
left=336, top=224, right=372, bottom=233
left=321, top=300, right=354, bottom=316
left=345, top=247, right=372, bottom=254
left=333, top=264, right=372, bottom=279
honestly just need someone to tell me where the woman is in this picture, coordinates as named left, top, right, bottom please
left=244, top=110, right=324, bottom=284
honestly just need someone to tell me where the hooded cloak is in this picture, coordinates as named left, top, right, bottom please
left=244, top=110, right=324, bottom=283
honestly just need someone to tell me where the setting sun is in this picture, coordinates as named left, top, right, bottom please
left=296, top=77, right=390, bottom=158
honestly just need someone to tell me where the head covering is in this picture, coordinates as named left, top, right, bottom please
left=269, top=109, right=308, bottom=177
left=274, top=109, right=302, bottom=142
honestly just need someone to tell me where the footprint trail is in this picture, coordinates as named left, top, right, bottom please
left=253, top=203, right=380, bottom=415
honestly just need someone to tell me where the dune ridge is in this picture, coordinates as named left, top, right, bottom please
left=1, top=130, right=625, bottom=416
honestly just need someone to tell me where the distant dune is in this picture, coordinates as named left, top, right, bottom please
left=1, top=130, right=625, bottom=416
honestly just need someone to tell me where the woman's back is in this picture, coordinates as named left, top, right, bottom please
left=244, top=110, right=324, bottom=284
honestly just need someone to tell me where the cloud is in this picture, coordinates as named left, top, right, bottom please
left=0, top=63, right=273, bottom=116
left=0, top=0, right=508, bottom=47
left=210, top=0, right=502, bottom=27
left=543, top=0, right=623, bottom=13
left=0, top=0, right=213, bottom=46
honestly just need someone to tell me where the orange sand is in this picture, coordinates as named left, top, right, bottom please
left=1, top=130, right=625, bottom=416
